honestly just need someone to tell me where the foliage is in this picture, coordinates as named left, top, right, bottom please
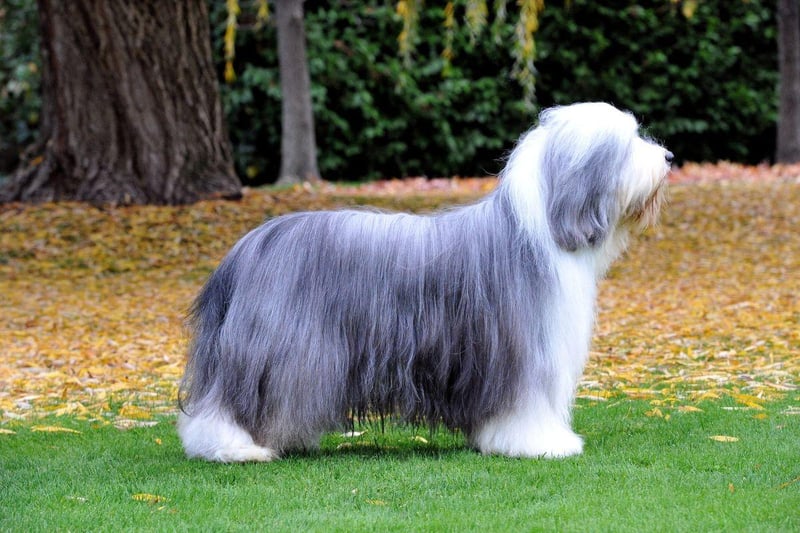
left=1, top=399, right=799, bottom=531
left=0, top=0, right=783, bottom=183
left=211, top=0, right=778, bottom=183
left=396, top=0, right=544, bottom=106
left=0, top=0, right=40, bottom=174
left=209, top=0, right=530, bottom=183
left=535, top=0, right=778, bottom=164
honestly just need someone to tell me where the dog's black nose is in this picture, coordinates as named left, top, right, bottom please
left=665, top=151, right=674, bottom=163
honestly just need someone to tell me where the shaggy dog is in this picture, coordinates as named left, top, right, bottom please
left=178, top=102, right=672, bottom=462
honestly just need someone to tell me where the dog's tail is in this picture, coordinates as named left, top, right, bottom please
left=178, top=253, right=238, bottom=415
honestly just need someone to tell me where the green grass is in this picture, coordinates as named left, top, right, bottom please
left=1, top=398, right=798, bottom=532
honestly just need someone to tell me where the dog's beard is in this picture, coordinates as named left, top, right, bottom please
left=625, top=177, right=668, bottom=230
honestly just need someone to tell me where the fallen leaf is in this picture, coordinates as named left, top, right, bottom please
left=677, top=405, right=703, bottom=413
left=576, top=394, right=609, bottom=402
left=132, top=493, right=168, bottom=504
left=118, top=404, right=152, bottom=420
left=31, top=425, right=81, bottom=434
left=411, top=435, right=429, bottom=444
left=709, top=435, right=739, bottom=442
left=0, top=428, right=16, bottom=435
left=1, top=173, right=799, bottom=420
left=730, top=393, right=765, bottom=410
left=114, top=419, right=159, bottom=430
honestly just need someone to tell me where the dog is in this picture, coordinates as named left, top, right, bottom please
left=177, top=102, right=672, bottom=462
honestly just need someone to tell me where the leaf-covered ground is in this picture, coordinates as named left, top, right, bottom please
left=1, top=163, right=798, bottom=426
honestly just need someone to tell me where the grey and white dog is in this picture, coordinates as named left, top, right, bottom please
left=178, top=102, right=672, bottom=462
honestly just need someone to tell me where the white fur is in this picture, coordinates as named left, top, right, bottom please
left=472, top=104, right=670, bottom=458
left=470, top=249, right=597, bottom=457
left=177, top=409, right=276, bottom=463
left=177, top=102, right=671, bottom=462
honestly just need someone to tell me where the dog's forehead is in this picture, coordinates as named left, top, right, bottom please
left=544, top=102, right=639, bottom=130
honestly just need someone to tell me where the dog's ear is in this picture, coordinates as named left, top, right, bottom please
left=543, top=137, right=628, bottom=252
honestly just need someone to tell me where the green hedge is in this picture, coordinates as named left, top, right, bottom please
left=1, top=1, right=779, bottom=182
left=535, top=1, right=777, bottom=164
left=0, top=0, right=41, bottom=173
left=210, top=1, right=531, bottom=182
left=212, top=0, right=778, bottom=183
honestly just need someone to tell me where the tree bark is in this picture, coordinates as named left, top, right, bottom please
left=0, top=0, right=241, bottom=205
left=275, top=0, right=320, bottom=185
left=777, top=0, right=800, bottom=163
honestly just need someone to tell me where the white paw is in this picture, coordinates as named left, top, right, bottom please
left=523, top=429, right=584, bottom=458
left=212, top=445, right=277, bottom=463
left=472, top=416, right=584, bottom=459
left=178, top=409, right=277, bottom=463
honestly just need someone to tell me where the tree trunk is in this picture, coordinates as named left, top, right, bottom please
left=777, top=0, right=800, bottom=163
left=275, top=0, right=320, bottom=185
left=0, top=0, right=241, bottom=205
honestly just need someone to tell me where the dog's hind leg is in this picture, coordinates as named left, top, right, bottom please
left=177, top=409, right=276, bottom=463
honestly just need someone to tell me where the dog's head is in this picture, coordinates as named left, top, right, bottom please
left=536, top=102, right=671, bottom=251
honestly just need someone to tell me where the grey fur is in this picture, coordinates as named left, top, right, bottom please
left=178, top=102, right=664, bottom=455
left=539, top=106, right=637, bottom=250
left=180, top=188, right=555, bottom=451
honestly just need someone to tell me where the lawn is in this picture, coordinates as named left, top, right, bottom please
left=1, top=165, right=799, bottom=531
left=2, top=398, right=798, bottom=532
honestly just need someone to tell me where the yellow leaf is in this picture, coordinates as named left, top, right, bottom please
left=0, top=428, right=16, bottom=435
left=411, top=435, right=429, bottom=444
left=752, top=413, right=768, bottom=420
left=132, top=493, right=168, bottom=504
left=709, top=435, right=739, bottom=442
left=256, top=0, right=269, bottom=22
left=681, top=0, right=697, bottom=19
left=52, top=402, right=89, bottom=416
left=31, top=425, right=81, bottom=434
left=576, top=394, right=609, bottom=402
left=677, top=405, right=703, bottom=413
left=114, top=419, right=158, bottom=430
left=624, top=388, right=660, bottom=399
left=365, top=499, right=387, bottom=506
left=645, top=408, right=663, bottom=418
left=224, top=61, right=236, bottom=84
left=731, top=393, right=765, bottom=410
left=119, top=404, right=152, bottom=420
